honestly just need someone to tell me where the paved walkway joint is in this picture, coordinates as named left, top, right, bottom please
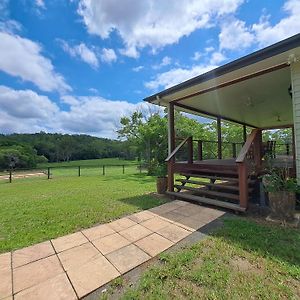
left=0, top=200, right=225, bottom=300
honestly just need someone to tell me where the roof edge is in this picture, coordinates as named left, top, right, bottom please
left=144, top=33, right=300, bottom=103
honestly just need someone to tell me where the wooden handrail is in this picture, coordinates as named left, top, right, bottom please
left=236, top=128, right=260, bottom=163
left=175, top=137, right=244, bottom=145
left=165, top=136, right=191, bottom=162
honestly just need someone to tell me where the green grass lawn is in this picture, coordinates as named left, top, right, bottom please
left=0, top=161, right=164, bottom=253
left=37, top=157, right=139, bottom=168
left=109, top=218, right=299, bottom=300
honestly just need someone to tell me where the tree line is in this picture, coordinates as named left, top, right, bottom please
left=0, top=132, right=134, bottom=170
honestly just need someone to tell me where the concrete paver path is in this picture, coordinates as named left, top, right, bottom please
left=0, top=200, right=225, bottom=300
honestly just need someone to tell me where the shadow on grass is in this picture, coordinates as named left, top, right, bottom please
left=117, top=193, right=168, bottom=211
left=100, top=173, right=156, bottom=184
left=200, top=215, right=300, bottom=269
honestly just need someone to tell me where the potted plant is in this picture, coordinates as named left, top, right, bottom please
left=262, top=167, right=298, bottom=222
left=155, top=163, right=168, bottom=194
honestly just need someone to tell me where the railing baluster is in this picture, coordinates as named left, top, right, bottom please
left=187, top=136, right=193, bottom=164
left=198, top=140, right=203, bottom=161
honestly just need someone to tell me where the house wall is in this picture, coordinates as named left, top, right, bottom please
left=291, top=61, right=300, bottom=182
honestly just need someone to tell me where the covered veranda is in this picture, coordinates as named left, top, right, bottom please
left=145, top=33, right=300, bottom=211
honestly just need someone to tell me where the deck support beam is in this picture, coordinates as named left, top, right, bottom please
left=167, top=102, right=175, bottom=192
left=217, top=117, right=222, bottom=159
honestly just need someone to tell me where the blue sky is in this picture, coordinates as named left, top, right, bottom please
left=0, top=0, right=299, bottom=138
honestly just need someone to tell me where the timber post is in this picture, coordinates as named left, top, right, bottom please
left=217, top=117, right=222, bottom=159
left=167, top=102, right=175, bottom=192
left=198, top=140, right=203, bottom=160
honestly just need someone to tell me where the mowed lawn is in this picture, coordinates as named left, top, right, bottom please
left=115, top=218, right=300, bottom=300
left=0, top=159, right=165, bottom=253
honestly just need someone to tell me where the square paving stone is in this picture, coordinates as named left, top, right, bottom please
left=52, top=232, right=88, bottom=253
left=13, top=255, right=64, bottom=293
left=176, top=216, right=207, bottom=230
left=156, top=223, right=191, bottom=243
left=67, top=254, right=120, bottom=298
left=106, top=244, right=150, bottom=274
left=0, top=253, right=11, bottom=272
left=140, top=217, right=172, bottom=232
left=108, top=218, right=137, bottom=232
left=189, top=210, right=225, bottom=224
left=119, top=224, right=152, bottom=242
left=128, top=211, right=155, bottom=223
left=13, top=241, right=55, bottom=268
left=92, top=233, right=130, bottom=255
left=172, top=204, right=205, bottom=217
left=160, top=211, right=186, bottom=223
left=0, top=269, right=12, bottom=299
left=82, top=224, right=115, bottom=241
left=172, top=200, right=189, bottom=206
left=149, top=202, right=180, bottom=215
left=135, top=233, right=174, bottom=257
left=14, top=273, right=76, bottom=300
left=58, top=242, right=99, bottom=271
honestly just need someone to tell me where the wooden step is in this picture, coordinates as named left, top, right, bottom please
left=185, top=168, right=238, bottom=176
left=180, top=172, right=257, bottom=185
left=174, top=184, right=240, bottom=201
left=180, top=172, right=238, bottom=182
left=166, top=191, right=246, bottom=212
left=176, top=179, right=254, bottom=193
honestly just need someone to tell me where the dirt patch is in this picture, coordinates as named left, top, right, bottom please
left=0, top=171, right=46, bottom=180
left=229, top=257, right=263, bottom=275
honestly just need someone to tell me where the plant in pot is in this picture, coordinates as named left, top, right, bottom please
left=154, top=163, right=168, bottom=194
left=262, top=166, right=298, bottom=222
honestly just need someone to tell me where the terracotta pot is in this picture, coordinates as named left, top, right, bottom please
left=156, top=176, right=168, bottom=194
left=268, top=191, right=295, bottom=221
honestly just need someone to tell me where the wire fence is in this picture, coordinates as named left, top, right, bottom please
left=0, top=163, right=147, bottom=184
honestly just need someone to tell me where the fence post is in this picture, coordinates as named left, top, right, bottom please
left=102, top=165, right=105, bottom=175
left=139, top=164, right=142, bottom=174
left=9, top=168, right=12, bottom=183
left=122, top=165, right=125, bottom=174
left=78, top=166, right=81, bottom=177
left=47, top=167, right=50, bottom=179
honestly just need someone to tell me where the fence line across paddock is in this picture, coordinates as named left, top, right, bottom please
left=0, top=163, right=147, bottom=183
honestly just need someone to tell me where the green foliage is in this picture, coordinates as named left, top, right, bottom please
left=0, top=145, right=42, bottom=170
left=0, top=132, right=128, bottom=165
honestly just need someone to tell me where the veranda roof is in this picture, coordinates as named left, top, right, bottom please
left=144, top=34, right=300, bottom=128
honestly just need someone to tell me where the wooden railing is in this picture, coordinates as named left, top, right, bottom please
left=175, top=137, right=244, bottom=161
left=166, top=136, right=192, bottom=192
left=236, top=128, right=262, bottom=208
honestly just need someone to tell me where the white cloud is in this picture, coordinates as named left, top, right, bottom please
left=210, top=51, right=226, bottom=64
left=100, top=48, right=117, bottom=63
left=252, top=0, right=300, bottom=47
left=0, top=85, right=58, bottom=133
left=219, top=19, right=254, bottom=50
left=35, top=0, right=45, bottom=8
left=132, top=65, right=144, bottom=72
left=60, top=40, right=99, bottom=68
left=77, top=0, right=244, bottom=57
left=145, top=64, right=217, bottom=90
left=219, top=0, right=300, bottom=52
left=0, top=85, right=154, bottom=138
left=192, top=51, right=202, bottom=61
left=0, top=32, right=71, bottom=93
left=153, top=56, right=172, bottom=69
